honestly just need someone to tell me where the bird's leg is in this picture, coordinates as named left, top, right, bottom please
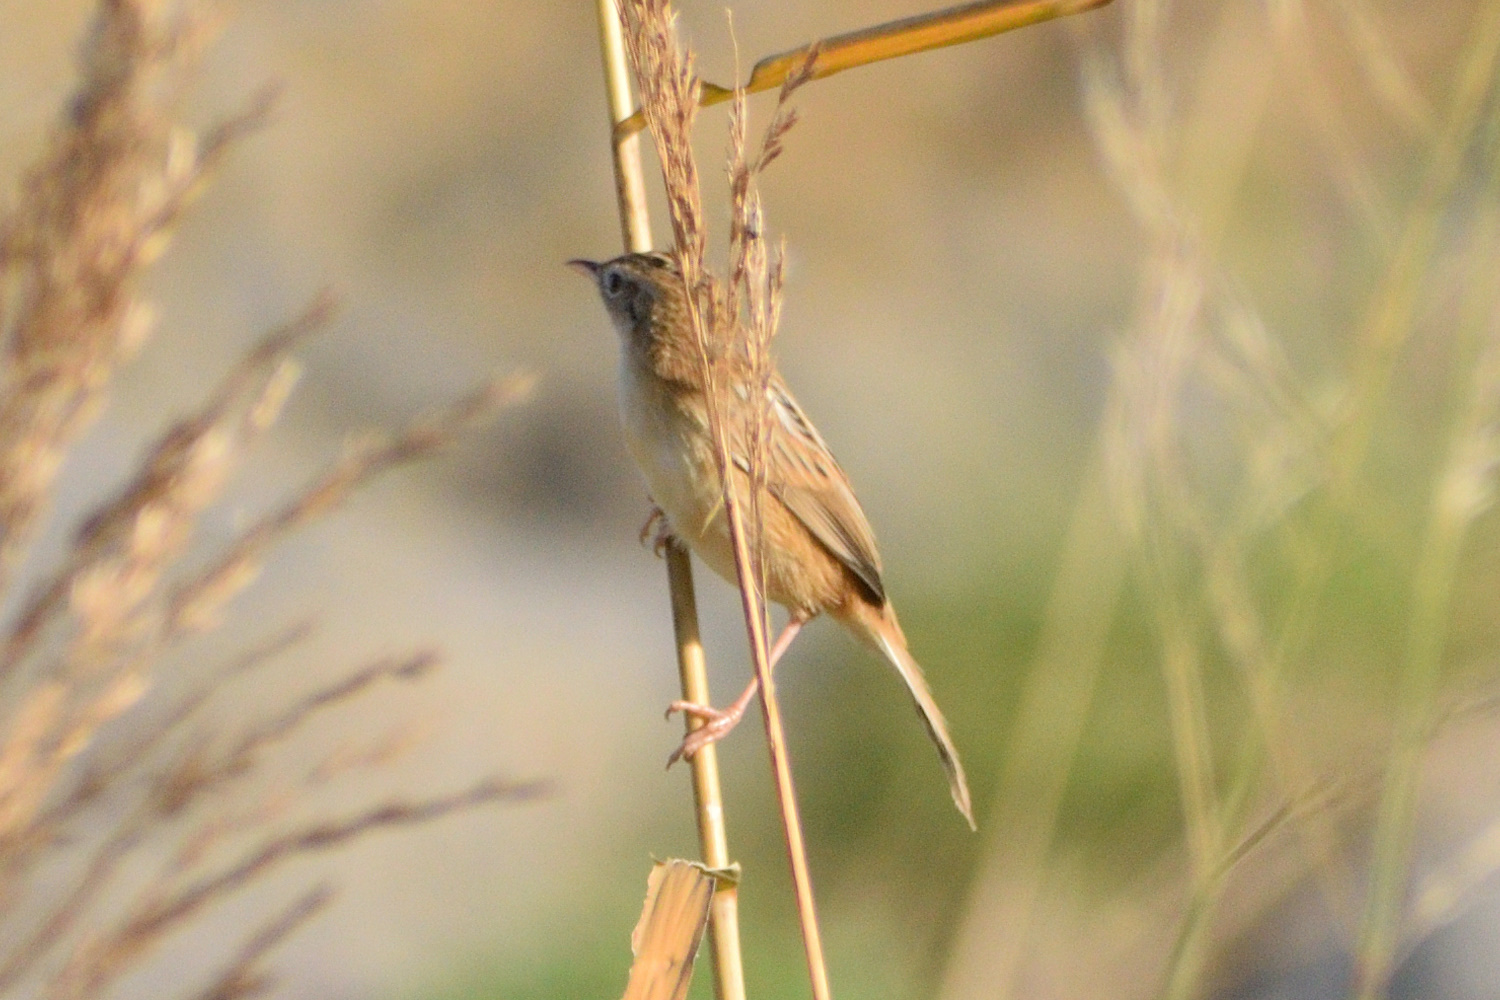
left=667, top=618, right=805, bottom=766
left=639, top=503, right=673, bottom=557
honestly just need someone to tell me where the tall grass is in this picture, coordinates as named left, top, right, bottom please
left=934, top=1, right=1500, bottom=997
left=1009, top=1, right=1500, bottom=997
left=614, top=1, right=828, bottom=994
left=0, top=3, right=539, bottom=997
left=587, top=1, right=1500, bottom=998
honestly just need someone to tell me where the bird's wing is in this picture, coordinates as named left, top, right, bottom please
left=736, top=375, right=886, bottom=606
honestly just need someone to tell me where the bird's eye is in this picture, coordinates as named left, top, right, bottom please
left=603, top=268, right=625, bottom=297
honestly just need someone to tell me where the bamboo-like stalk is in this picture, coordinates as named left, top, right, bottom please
left=591, top=3, right=746, bottom=999
left=613, top=0, right=1116, bottom=140
left=596, top=0, right=652, bottom=254
left=608, top=1, right=832, bottom=993
left=602, top=3, right=1125, bottom=997
left=665, top=543, right=746, bottom=1000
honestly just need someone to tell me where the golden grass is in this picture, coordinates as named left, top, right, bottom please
left=595, top=2, right=1500, bottom=998
left=614, top=1, right=827, bottom=994
left=1051, top=1, right=1500, bottom=997
left=0, top=2, right=540, bottom=997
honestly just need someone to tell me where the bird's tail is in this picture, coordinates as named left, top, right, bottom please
left=843, top=600, right=974, bottom=829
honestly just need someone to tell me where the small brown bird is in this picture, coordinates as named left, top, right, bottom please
left=572, top=250, right=972, bottom=827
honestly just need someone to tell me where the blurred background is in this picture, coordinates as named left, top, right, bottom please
left=3, top=1, right=1499, bottom=998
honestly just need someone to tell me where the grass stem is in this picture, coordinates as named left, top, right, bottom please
left=593, top=3, right=747, bottom=998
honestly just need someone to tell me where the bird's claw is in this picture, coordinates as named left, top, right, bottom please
left=665, top=700, right=741, bottom=767
left=639, top=505, right=673, bottom=557
left=665, top=699, right=722, bottom=722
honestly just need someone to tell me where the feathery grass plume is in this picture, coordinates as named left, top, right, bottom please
left=0, top=2, right=543, bottom=997
left=1073, top=0, right=1500, bottom=996
left=617, top=0, right=747, bottom=612
left=1080, top=3, right=1419, bottom=990
left=723, top=33, right=811, bottom=611
left=616, top=0, right=812, bottom=485
left=616, top=1, right=826, bottom=994
left=0, top=327, right=539, bottom=1000
left=617, top=0, right=709, bottom=309
left=0, top=1, right=271, bottom=587
left=616, top=0, right=813, bottom=707
left=0, top=304, right=314, bottom=856
left=0, top=339, right=538, bottom=998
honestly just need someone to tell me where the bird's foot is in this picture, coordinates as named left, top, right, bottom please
left=660, top=626, right=804, bottom=768
left=639, top=505, right=674, bottom=557
left=665, top=698, right=750, bottom=767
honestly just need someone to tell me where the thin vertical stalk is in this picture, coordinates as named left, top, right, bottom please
left=1354, top=12, right=1500, bottom=986
left=595, top=0, right=652, bottom=254
left=1329, top=0, right=1500, bottom=500
left=656, top=179, right=833, bottom=999
left=1156, top=598, right=1221, bottom=882
left=609, top=1, right=832, bottom=993
left=717, top=467, right=832, bottom=1000
left=666, top=543, right=746, bottom=1000
left=1352, top=499, right=1465, bottom=999
left=938, top=453, right=1121, bottom=1000
left=591, top=4, right=746, bottom=999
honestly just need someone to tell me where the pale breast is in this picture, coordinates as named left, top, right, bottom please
left=618, top=361, right=739, bottom=584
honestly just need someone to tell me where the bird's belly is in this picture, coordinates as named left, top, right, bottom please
left=619, top=378, right=739, bottom=584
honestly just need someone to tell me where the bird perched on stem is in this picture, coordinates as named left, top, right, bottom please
left=572, top=249, right=973, bottom=828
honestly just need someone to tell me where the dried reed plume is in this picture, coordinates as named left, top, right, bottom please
left=617, top=2, right=812, bottom=568
left=0, top=2, right=540, bottom=998
left=616, top=0, right=825, bottom=994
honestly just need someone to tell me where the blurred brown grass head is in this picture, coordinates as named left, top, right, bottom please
left=617, top=0, right=815, bottom=618
left=0, top=2, right=538, bottom=998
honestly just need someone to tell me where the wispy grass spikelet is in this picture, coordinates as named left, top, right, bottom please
left=0, top=2, right=543, bottom=997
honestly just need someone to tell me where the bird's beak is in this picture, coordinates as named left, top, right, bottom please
left=567, top=258, right=601, bottom=279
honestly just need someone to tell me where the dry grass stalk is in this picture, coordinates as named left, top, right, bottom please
left=1071, top=0, right=1500, bottom=996
left=620, top=859, right=716, bottom=1000
left=1083, top=2, right=1388, bottom=986
left=1354, top=28, right=1500, bottom=984
left=0, top=305, right=314, bottom=859
left=613, top=0, right=1118, bottom=140
left=47, top=777, right=544, bottom=1000
left=0, top=2, right=272, bottom=588
left=0, top=332, right=536, bottom=998
left=616, top=1, right=828, bottom=996
left=0, top=2, right=542, bottom=997
left=591, top=3, right=744, bottom=997
left=188, top=886, right=334, bottom=1000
